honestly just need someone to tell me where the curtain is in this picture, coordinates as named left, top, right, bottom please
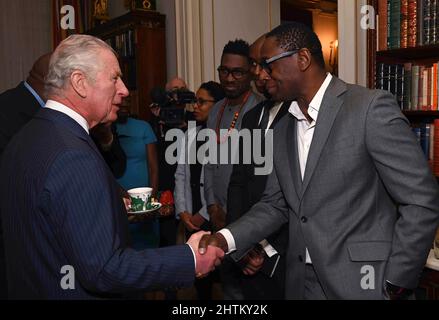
left=0, top=0, right=51, bottom=93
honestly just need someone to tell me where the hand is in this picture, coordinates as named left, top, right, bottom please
left=383, top=281, right=413, bottom=300
left=191, top=213, right=205, bottom=229
left=187, top=231, right=224, bottom=278
left=122, top=195, right=132, bottom=211
left=195, top=245, right=224, bottom=278
left=239, top=245, right=265, bottom=276
left=208, top=204, right=226, bottom=231
left=159, top=205, right=174, bottom=217
left=198, top=232, right=228, bottom=255
left=180, top=211, right=200, bottom=232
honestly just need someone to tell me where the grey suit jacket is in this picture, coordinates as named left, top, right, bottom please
left=204, top=92, right=262, bottom=210
left=227, top=77, right=439, bottom=299
left=174, top=126, right=208, bottom=221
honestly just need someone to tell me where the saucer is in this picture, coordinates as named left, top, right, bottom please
left=128, top=202, right=162, bottom=215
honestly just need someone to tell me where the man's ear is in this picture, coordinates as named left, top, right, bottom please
left=297, top=49, right=312, bottom=72
left=70, top=70, right=87, bottom=98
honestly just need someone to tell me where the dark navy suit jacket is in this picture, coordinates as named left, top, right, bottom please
left=0, top=107, right=194, bottom=299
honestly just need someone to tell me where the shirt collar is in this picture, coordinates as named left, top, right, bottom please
left=23, top=81, right=45, bottom=108
left=45, top=100, right=90, bottom=134
left=288, top=73, right=333, bottom=122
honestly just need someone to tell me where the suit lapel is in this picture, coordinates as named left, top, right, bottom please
left=269, top=101, right=290, bottom=129
left=286, top=114, right=303, bottom=200
left=300, top=77, right=347, bottom=197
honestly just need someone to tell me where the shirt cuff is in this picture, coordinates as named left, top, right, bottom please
left=259, top=239, right=278, bottom=258
left=218, top=228, right=236, bottom=254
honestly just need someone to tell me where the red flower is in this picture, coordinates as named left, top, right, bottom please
left=159, top=190, right=174, bottom=205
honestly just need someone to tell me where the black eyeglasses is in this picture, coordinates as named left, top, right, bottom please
left=195, top=98, right=216, bottom=106
left=260, top=50, right=300, bottom=74
left=217, top=66, right=249, bottom=80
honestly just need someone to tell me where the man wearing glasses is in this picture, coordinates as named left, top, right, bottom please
left=204, top=39, right=262, bottom=299
left=226, top=34, right=289, bottom=300
left=199, top=22, right=439, bottom=299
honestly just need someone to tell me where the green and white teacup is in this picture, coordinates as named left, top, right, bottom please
left=127, top=187, right=153, bottom=212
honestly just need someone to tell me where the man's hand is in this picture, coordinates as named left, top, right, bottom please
left=122, top=195, right=132, bottom=211
left=180, top=211, right=200, bottom=232
left=159, top=205, right=174, bottom=217
left=208, top=204, right=226, bottom=231
left=191, top=213, right=205, bottom=229
left=239, top=245, right=265, bottom=276
left=383, top=280, right=414, bottom=300
left=198, top=232, right=228, bottom=255
left=187, top=231, right=224, bottom=278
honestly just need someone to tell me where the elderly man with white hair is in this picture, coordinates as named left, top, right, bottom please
left=0, top=34, right=223, bottom=299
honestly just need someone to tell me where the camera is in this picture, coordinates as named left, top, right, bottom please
left=150, top=87, right=196, bottom=126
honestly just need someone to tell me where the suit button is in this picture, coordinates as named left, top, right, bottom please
left=301, top=216, right=308, bottom=223
left=298, top=255, right=303, bottom=262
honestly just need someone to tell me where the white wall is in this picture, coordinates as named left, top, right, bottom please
left=0, top=0, right=51, bottom=92
left=173, top=0, right=280, bottom=91
left=110, top=0, right=285, bottom=91
left=337, top=0, right=367, bottom=85
left=210, top=0, right=279, bottom=79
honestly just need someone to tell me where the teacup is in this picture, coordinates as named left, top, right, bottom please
left=127, top=187, right=153, bottom=212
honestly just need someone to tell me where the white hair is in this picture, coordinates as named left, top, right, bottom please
left=45, top=34, right=115, bottom=96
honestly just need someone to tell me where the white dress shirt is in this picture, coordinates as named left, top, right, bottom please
left=45, top=100, right=90, bottom=134
left=258, top=101, right=283, bottom=135
left=220, top=74, right=333, bottom=265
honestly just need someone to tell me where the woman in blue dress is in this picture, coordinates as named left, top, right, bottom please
left=116, top=109, right=159, bottom=249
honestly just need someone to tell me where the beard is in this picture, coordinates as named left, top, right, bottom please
left=225, top=88, right=247, bottom=100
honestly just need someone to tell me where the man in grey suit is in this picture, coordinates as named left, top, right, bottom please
left=199, top=22, right=439, bottom=299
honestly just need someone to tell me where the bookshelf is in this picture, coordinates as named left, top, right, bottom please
left=88, top=10, right=167, bottom=121
left=368, top=0, right=439, bottom=180
left=368, top=0, right=439, bottom=300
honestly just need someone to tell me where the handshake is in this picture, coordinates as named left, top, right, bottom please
left=186, top=231, right=229, bottom=278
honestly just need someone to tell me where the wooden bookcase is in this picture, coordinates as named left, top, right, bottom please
left=88, top=10, right=167, bottom=121
left=368, top=0, right=439, bottom=173
left=367, top=0, right=439, bottom=300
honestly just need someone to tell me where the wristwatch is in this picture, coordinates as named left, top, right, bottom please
left=384, top=280, right=413, bottom=300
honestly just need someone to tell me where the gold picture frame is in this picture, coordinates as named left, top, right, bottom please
left=93, top=0, right=110, bottom=20
left=125, top=0, right=156, bottom=12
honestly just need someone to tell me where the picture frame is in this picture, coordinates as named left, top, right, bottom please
left=125, top=0, right=156, bottom=12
